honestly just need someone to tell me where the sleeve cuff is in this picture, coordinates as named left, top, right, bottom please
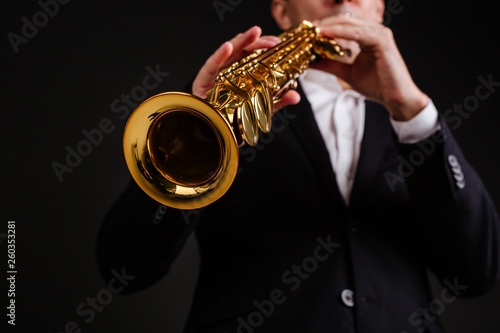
left=390, top=100, right=441, bottom=144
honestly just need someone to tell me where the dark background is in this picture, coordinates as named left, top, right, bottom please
left=2, top=0, right=500, bottom=332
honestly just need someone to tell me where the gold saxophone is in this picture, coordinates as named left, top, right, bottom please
left=123, top=20, right=348, bottom=209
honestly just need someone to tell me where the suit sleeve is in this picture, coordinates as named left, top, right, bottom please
left=399, top=116, right=500, bottom=297
left=96, top=78, right=202, bottom=293
left=96, top=178, right=203, bottom=294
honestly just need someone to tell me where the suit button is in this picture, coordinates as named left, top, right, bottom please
left=340, top=289, right=355, bottom=307
left=448, top=154, right=465, bottom=189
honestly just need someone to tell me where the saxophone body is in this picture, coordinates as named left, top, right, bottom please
left=123, top=20, right=347, bottom=209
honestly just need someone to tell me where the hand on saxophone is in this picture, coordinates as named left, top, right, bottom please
left=313, top=14, right=429, bottom=121
left=191, top=25, right=301, bottom=112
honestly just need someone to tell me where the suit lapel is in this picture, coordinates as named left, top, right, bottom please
left=286, top=87, right=394, bottom=209
left=286, top=84, right=346, bottom=206
left=349, top=100, right=395, bottom=207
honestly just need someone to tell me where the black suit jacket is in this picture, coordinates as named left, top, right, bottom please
left=97, top=85, right=500, bottom=333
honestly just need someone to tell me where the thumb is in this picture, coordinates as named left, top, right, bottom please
left=192, top=41, right=233, bottom=98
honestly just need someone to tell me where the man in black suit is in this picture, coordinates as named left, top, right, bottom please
left=97, top=0, right=500, bottom=332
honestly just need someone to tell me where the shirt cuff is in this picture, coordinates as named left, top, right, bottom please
left=390, top=100, right=441, bottom=144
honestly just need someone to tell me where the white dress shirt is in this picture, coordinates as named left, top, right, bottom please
left=299, top=68, right=440, bottom=205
